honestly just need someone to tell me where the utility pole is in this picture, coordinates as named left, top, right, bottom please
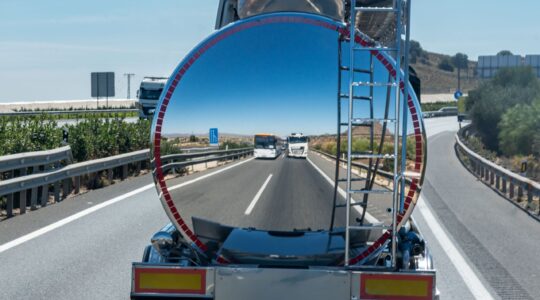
left=124, top=73, right=135, bottom=99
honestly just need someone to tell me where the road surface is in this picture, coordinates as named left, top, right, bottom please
left=0, top=117, right=538, bottom=299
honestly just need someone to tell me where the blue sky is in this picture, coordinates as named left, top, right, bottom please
left=159, top=16, right=414, bottom=137
left=1, top=0, right=539, bottom=102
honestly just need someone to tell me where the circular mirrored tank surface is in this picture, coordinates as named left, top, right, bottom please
left=151, top=13, right=426, bottom=264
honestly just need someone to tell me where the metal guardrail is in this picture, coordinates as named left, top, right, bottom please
left=455, top=125, right=540, bottom=218
left=0, top=147, right=253, bottom=219
left=0, top=146, right=72, bottom=173
left=0, top=109, right=138, bottom=117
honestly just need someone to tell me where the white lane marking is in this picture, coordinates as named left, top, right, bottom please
left=417, top=197, right=494, bottom=300
left=0, top=157, right=255, bottom=254
left=168, top=157, right=254, bottom=192
left=306, top=157, right=379, bottom=224
left=244, top=174, right=273, bottom=215
left=0, top=183, right=154, bottom=254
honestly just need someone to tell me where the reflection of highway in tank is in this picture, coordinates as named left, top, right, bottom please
left=163, top=151, right=394, bottom=232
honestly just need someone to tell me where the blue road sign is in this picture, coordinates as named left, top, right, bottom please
left=454, top=90, right=463, bottom=100
left=209, top=128, right=219, bottom=145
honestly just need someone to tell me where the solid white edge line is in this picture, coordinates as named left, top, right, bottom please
left=1, top=157, right=256, bottom=254
left=306, top=157, right=379, bottom=224
left=245, top=174, right=273, bottom=215
left=168, top=157, right=254, bottom=191
left=417, top=196, right=494, bottom=300
left=0, top=183, right=154, bottom=254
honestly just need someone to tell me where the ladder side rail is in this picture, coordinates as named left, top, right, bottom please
left=390, top=0, right=403, bottom=270
left=330, top=36, right=344, bottom=232
left=399, top=0, right=412, bottom=213
left=345, top=0, right=358, bottom=266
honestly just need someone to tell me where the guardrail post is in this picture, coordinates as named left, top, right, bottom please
left=490, top=171, right=494, bottom=185
left=525, top=184, right=532, bottom=209
left=31, top=187, right=38, bottom=210
left=54, top=181, right=61, bottom=202
left=509, top=181, right=515, bottom=199
left=19, top=190, right=27, bottom=214
left=107, top=169, right=114, bottom=183
left=62, top=178, right=71, bottom=199
left=136, top=161, right=141, bottom=174
left=19, top=168, right=27, bottom=214
left=74, top=176, right=81, bottom=194
left=6, top=170, right=14, bottom=217
left=502, top=177, right=507, bottom=194
left=121, top=164, right=128, bottom=180
left=517, top=184, right=524, bottom=201
left=41, top=185, right=48, bottom=207
left=495, top=174, right=500, bottom=190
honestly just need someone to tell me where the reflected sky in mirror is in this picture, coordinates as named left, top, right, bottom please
left=162, top=23, right=338, bottom=137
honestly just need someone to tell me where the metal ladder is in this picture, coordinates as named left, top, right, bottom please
left=331, top=0, right=412, bottom=267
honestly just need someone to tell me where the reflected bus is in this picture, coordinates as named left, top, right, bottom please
left=254, top=134, right=282, bottom=159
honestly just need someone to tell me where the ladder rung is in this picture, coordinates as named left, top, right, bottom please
left=354, top=47, right=398, bottom=52
left=350, top=153, right=395, bottom=159
left=355, top=7, right=398, bottom=12
left=340, top=66, right=371, bottom=74
left=352, top=118, right=396, bottom=123
left=337, top=178, right=367, bottom=182
left=349, top=225, right=392, bottom=230
left=340, top=122, right=372, bottom=127
left=348, top=189, right=393, bottom=194
left=339, top=94, right=372, bottom=101
left=352, top=82, right=397, bottom=87
left=335, top=202, right=366, bottom=208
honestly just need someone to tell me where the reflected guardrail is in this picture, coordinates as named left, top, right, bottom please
left=0, top=147, right=253, bottom=219
left=455, top=125, right=540, bottom=219
left=161, top=148, right=253, bottom=173
left=311, top=149, right=412, bottom=185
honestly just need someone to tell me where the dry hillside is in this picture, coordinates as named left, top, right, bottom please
left=411, top=51, right=479, bottom=94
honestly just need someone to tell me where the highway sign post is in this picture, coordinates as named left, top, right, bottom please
left=209, top=128, right=219, bottom=146
left=91, top=72, right=115, bottom=108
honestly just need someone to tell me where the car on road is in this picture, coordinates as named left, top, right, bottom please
left=423, top=106, right=458, bottom=118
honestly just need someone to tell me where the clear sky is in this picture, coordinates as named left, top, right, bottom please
left=1, top=0, right=539, bottom=102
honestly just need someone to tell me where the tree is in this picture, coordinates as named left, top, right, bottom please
left=409, top=40, right=425, bottom=64
left=452, top=53, right=469, bottom=90
left=497, top=50, right=513, bottom=56
left=437, top=57, right=454, bottom=72
left=189, top=134, right=198, bottom=142
left=468, top=66, right=540, bottom=151
left=498, top=99, right=540, bottom=156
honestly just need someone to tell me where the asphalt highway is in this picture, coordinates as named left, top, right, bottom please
left=0, top=117, right=538, bottom=299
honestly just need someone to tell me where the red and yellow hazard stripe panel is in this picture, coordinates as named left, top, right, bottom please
left=360, top=273, right=434, bottom=300
left=133, top=267, right=206, bottom=294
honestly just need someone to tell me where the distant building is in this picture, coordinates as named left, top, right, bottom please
left=477, top=54, right=540, bottom=78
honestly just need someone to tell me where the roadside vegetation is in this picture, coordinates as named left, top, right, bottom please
left=311, top=136, right=418, bottom=171
left=464, top=66, right=540, bottom=180
left=0, top=115, right=150, bottom=161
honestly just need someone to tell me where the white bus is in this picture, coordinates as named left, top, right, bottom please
left=287, top=133, right=308, bottom=158
left=254, top=134, right=282, bottom=159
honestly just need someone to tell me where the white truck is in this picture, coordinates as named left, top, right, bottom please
left=136, top=77, right=168, bottom=119
left=287, top=133, right=308, bottom=158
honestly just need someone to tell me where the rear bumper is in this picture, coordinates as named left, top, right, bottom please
left=131, top=264, right=437, bottom=300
